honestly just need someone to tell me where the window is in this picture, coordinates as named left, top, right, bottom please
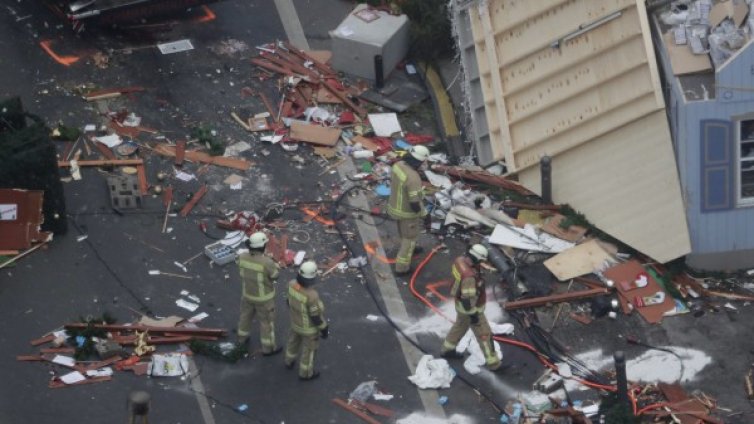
left=738, top=119, right=754, bottom=203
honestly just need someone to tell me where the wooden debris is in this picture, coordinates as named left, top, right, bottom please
left=430, top=164, right=535, bottom=196
left=175, top=140, right=186, bottom=166
left=180, top=185, right=208, bottom=217
left=569, top=312, right=593, bottom=325
left=290, top=121, right=341, bottom=146
left=504, top=288, right=609, bottom=310
left=151, top=144, right=252, bottom=171
left=63, top=323, right=226, bottom=337
left=331, top=398, right=382, bottom=424
left=83, top=86, right=145, bottom=102
left=58, top=159, right=143, bottom=167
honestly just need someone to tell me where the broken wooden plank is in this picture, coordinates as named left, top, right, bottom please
left=94, top=141, right=116, bottom=160
left=351, top=400, right=395, bottom=418
left=605, top=260, right=676, bottom=324
left=40, top=347, right=76, bottom=354
left=83, top=86, right=145, bottom=102
left=290, top=121, right=341, bottom=146
left=331, top=398, right=382, bottom=424
left=151, top=145, right=252, bottom=171
left=17, top=355, right=44, bottom=361
left=49, top=375, right=112, bottom=388
left=30, top=334, right=55, bottom=346
left=179, top=185, right=208, bottom=217
left=504, top=288, right=609, bottom=310
left=430, top=164, right=535, bottom=196
left=136, top=164, right=148, bottom=195
left=58, top=159, right=143, bottom=167
left=63, top=323, right=226, bottom=337
left=175, top=140, right=186, bottom=166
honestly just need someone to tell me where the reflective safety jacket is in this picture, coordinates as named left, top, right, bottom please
left=237, top=252, right=280, bottom=303
left=450, top=256, right=486, bottom=315
left=287, top=280, right=327, bottom=336
left=387, top=161, right=426, bottom=219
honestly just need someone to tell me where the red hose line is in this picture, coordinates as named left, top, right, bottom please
left=407, top=245, right=619, bottom=395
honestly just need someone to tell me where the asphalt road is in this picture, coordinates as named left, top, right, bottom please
left=0, top=1, right=521, bottom=423
left=4, top=1, right=751, bottom=423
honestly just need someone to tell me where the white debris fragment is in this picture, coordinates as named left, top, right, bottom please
left=408, top=355, right=455, bottom=389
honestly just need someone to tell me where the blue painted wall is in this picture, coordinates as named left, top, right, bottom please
left=669, top=41, right=754, bottom=254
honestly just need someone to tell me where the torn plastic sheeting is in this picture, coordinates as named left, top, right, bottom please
left=220, top=231, right=245, bottom=247
left=408, top=355, right=455, bottom=389
left=94, top=134, right=123, bottom=148
left=489, top=224, right=574, bottom=253
left=148, top=353, right=189, bottom=377
left=457, top=323, right=513, bottom=375
left=444, top=205, right=498, bottom=229
left=224, top=141, right=251, bottom=157
left=424, top=170, right=452, bottom=189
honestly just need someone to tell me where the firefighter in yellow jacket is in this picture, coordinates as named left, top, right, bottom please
left=387, top=145, right=430, bottom=274
left=236, top=232, right=282, bottom=356
left=284, top=260, right=329, bottom=380
left=440, top=244, right=502, bottom=371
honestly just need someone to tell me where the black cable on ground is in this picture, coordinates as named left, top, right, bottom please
left=329, top=184, right=507, bottom=414
left=68, top=215, right=153, bottom=315
left=69, top=214, right=266, bottom=423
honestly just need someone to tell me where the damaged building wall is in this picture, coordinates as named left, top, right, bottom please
left=0, top=97, right=67, bottom=235
left=650, top=4, right=754, bottom=270
left=456, top=0, right=691, bottom=263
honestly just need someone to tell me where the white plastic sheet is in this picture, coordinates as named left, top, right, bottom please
left=408, top=355, right=455, bottom=389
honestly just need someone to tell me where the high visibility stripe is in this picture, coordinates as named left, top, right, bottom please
left=442, top=340, right=456, bottom=350
left=239, top=260, right=264, bottom=271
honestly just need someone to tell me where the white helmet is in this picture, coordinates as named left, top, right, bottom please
left=468, top=244, right=488, bottom=261
left=299, top=260, right=318, bottom=279
left=409, top=145, right=430, bottom=162
left=248, top=232, right=269, bottom=249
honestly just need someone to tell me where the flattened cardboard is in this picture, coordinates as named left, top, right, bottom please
left=544, top=239, right=617, bottom=281
left=290, top=121, right=341, bottom=146
left=541, top=214, right=588, bottom=243
left=663, top=32, right=712, bottom=75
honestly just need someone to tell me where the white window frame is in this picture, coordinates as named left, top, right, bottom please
left=737, top=119, right=754, bottom=206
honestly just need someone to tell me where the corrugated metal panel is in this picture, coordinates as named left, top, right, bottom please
left=458, top=0, right=691, bottom=262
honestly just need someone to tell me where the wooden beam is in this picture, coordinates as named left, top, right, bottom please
left=175, top=140, right=186, bottom=166
left=64, top=323, right=226, bottom=337
left=58, top=159, right=143, bottom=167
left=504, top=288, right=609, bottom=310
left=331, top=398, right=381, bottom=424
left=180, top=185, right=208, bottom=217
left=136, top=164, right=148, bottom=195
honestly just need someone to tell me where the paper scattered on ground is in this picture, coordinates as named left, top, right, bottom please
left=373, top=393, right=394, bottom=401
left=175, top=171, right=196, bottom=182
left=366, top=314, right=380, bottom=321
left=261, top=134, right=284, bottom=144
left=368, top=113, right=402, bottom=137
left=224, top=141, right=251, bottom=157
left=408, top=355, right=455, bottom=389
left=86, top=367, right=113, bottom=377
left=157, top=39, right=194, bottom=55
left=175, top=299, right=199, bottom=312
left=189, top=312, right=209, bottom=323
left=224, top=174, right=243, bottom=186
left=70, top=160, right=82, bottom=180
left=94, top=134, right=122, bottom=148
left=396, top=413, right=475, bottom=424
left=60, top=371, right=86, bottom=384
left=52, top=355, right=76, bottom=367
left=489, top=223, right=575, bottom=253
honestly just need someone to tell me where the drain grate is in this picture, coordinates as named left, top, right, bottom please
left=107, top=175, right=142, bottom=209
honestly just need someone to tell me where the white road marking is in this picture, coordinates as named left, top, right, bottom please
left=188, top=358, right=217, bottom=424
left=273, top=0, right=311, bottom=51
left=336, top=159, right=448, bottom=419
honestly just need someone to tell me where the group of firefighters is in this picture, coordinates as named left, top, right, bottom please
left=235, top=145, right=504, bottom=380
